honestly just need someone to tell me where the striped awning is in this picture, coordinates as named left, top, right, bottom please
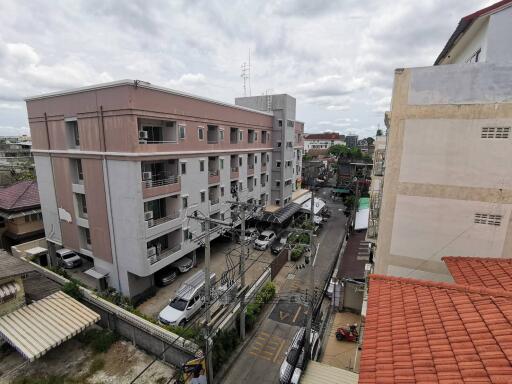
left=0, top=291, right=100, bottom=361
left=0, top=282, right=20, bottom=300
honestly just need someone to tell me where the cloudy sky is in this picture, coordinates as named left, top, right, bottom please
left=0, top=0, right=494, bottom=138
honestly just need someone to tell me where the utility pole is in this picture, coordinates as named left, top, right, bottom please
left=304, top=175, right=315, bottom=364
left=204, top=204, right=214, bottom=384
left=239, top=205, right=247, bottom=340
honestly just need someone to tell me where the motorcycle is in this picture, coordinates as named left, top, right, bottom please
left=335, top=323, right=359, bottom=342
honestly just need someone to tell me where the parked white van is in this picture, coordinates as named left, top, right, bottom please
left=158, top=270, right=216, bottom=326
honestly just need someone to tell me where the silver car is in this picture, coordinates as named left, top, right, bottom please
left=56, top=249, right=82, bottom=269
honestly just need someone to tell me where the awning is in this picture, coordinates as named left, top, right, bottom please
left=301, top=198, right=326, bottom=215
left=260, top=203, right=301, bottom=224
left=84, top=268, right=109, bottom=280
left=0, top=291, right=100, bottom=361
left=333, top=188, right=350, bottom=194
left=0, top=282, right=20, bottom=299
left=301, top=361, right=359, bottom=384
left=355, top=208, right=369, bottom=230
left=358, top=197, right=370, bottom=210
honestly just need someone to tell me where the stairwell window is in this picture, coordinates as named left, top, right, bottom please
left=200, top=160, right=205, bottom=172
left=179, top=124, right=186, bottom=140
left=481, top=127, right=510, bottom=139
left=181, top=162, right=187, bottom=175
left=474, top=213, right=502, bottom=226
left=198, top=127, right=204, bottom=140
left=66, top=118, right=80, bottom=148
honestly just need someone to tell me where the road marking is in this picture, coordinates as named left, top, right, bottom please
left=273, top=339, right=286, bottom=363
left=260, top=350, right=274, bottom=357
left=292, top=306, right=302, bottom=323
left=259, top=331, right=270, bottom=337
left=279, top=311, right=290, bottom=321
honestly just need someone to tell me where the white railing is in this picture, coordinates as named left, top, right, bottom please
left=142, top=175, right=180, bottom=188
left=146, top=211, right=180, bottom=228
left=231, top=167, right=239, bottom=172
left=149, top=244, right=181, bottom=264
left=208, top=170, right=219, bottom=176
left=209, top=197, right=220, bottom=205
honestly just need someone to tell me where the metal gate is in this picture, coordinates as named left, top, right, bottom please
left=270, top=249, right=288, bottom=279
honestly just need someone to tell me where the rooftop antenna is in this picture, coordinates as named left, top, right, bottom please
left=240, top=50, right=251, bottom=97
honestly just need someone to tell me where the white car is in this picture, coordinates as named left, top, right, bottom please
left=56, top=249, right=82, bottom=269
left=171, top=256, right=193, bottom=273
left=253, top=230, right=276, bottom=251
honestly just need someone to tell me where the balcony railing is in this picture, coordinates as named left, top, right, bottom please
left=231, top=166, right=239, bottom=172
left=148, top=244, right=181, bottom=265
left=209, top=197, right=220, bottom=205
left=230, top=167, right=239, bottom=179
left=143, top=174, right=180, bottom=188
left=146, top=211, right=180, bottom=228
left=208, top=170, right=219, bottom=176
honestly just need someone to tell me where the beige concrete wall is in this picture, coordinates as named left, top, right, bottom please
left=375, top=64, right=512, bottom=281
left=6, top=217, right=44, bottom=235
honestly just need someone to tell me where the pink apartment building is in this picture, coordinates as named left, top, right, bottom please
left=25, top=80, right=304, bottom=299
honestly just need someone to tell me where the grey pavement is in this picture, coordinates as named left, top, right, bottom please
left=223, top=188, right=347, bottom=384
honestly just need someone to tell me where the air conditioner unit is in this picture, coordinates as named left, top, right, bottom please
left=142, top=171, right=152, bottom=181
left=146, top=219, right=155, bottom=228
left=139, top=130, right=148, bottom=139
left=147, top=246, right=157, bottom=257
left=144, top=211, right=154, bottom=220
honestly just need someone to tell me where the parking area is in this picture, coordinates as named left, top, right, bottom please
left=137, top=235, right=275, bottom=320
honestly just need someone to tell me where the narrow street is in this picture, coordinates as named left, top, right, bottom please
left=223, top=189, right=347, bottom=384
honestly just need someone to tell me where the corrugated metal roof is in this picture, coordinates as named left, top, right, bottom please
left=0, top=291, right=100, bottom=361
left=301, top=361, right=359, bottom=384
left=0, top=281, right=20, bottom=299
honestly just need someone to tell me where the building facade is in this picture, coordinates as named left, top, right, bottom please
left=26, top=80, right=304, bottom=299
left=370, top=1, right=512, bottom=282
left=344, top=135, right=358, bottom=148
left=303, top=132, right=345, bottom=152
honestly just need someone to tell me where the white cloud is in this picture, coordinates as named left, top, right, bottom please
left=0, top=0, right=493, bottom=137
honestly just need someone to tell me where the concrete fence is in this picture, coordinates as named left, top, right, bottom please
left=25, top=261, right=198, bottom=367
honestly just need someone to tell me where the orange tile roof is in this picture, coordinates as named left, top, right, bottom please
left=359, top=274, right=512, bottom=384
left=443, top=256, right=512, bottom=292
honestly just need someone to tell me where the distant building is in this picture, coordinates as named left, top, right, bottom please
left=357, top=137, right=375, bottom=156
left=344, top=135, right=358, bottom=148
left=0, top=136, right=34, bottom=186
left=369, top=0, right=512, bottom=281
left=0, top=181, right=43, bottom=251
left=304, top=132, right=345, bottom=152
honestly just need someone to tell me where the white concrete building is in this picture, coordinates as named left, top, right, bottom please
left=370, top=0, right=512, bottom=281
left=303, top=133, right=345, bottom=152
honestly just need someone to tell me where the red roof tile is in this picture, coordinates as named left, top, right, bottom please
left=304, top=132, right=344, bottom=141
left=443, top=256, right=512, bottom=292
left=0, top=181, right=40, bottom=212
left=359, top=274, right=512, bottom=384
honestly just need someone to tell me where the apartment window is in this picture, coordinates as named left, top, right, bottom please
left=287, top=120, right=294, bottom=127
left=182, top=196, right=188, bottom=208
left=276, top=180, right=281, bottom=187
left=66, top=119, right=79, bottom=147
left=255, top=132, right=258, bottom=142
left=275, top=199, right=280, bottom=205
left=179, top=124, right=186, bottom=140
left=277, top=142, right=282, bottom=148
left=286, top=161, right=292, bottom=167
left=85, top=228, right=91, bottom=246
left=221, top=186, right=225, bottom=197
left=181, top=162, right=187, bottom=175
left=76, top=159, right=84, bottom=182
left=286, top=142, right=293, bottom=148
left=248, top=129, right=255, bottom=144
left=285, top=179, right=292, bottom=186
left=278, top=120, right=283, bottom=127
left=266, top=174, right=269, bottom=182
left=481, top=127, right=510, bottom=139
left=200, top=160, right=205, bottom=172
left=220, top=158, right=224, bottom=169
left=183, top=228, right=190, bottom=241
left=239, top=182, right=243, bottom=191
left=262, top=131, right=267, bottom=144
left=239, top=157, right=243, bottom=166
left=266, top=154, right=270, bottom=162
left=220, top=130, right=224, bottom=141
left=77, top=193, right=87, bottom=217
left=200, top=191, right=206, bottom=203
left=254, top=178, right=257, bottom=186
left=198, top=127, right=204, bottom=140
left=474, top=213, right=502, bottom=226
left=276, top=161, right=281, bottom=168
left=239, top=130, right=244, bottom=142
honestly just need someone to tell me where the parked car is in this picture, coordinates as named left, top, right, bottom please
left=171, top=256, right=193, bottom=273
left=155, top=268, right=178, bottom=286
left=279, top=328, right=320, bottom=384
left=158, top=270, right=216, bottom=326
left=56, top=248, right=82, bottom=269
left=254, top=230, right=276, bottom=250
left=237, top=227, right=259, bottom=244
left=271, top=231, right=291, bottom=255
